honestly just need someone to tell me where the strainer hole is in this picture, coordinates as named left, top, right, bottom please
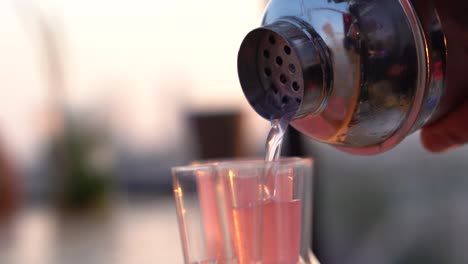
left=264, top=67, right=272, bottom=77
left=288, top=64, right=296, bottom=73
left=284, top=45, right=291, bottom=55
left=292, top=81, right=300, bottom=91
left=269, top=35, right=276, bottom=45
left=276, top=56, right=283, bottom=66
left=270, top=84, right=278, bottom=94
left=296, top=98, right=302, bottom=103
left=263, top=49, right=270, bottom=59
left=279, top=74, right=287, bottom=84
left=282, top=96, right=290, bottom=105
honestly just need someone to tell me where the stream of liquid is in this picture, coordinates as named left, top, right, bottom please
left=264, top=117, right=290, bottom=162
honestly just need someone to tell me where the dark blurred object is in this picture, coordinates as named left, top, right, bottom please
left=189, top=111, right=243, bottom=160
left=282, top=127, right=306, bottom=157
left=0, top=143, right=21, bottom=224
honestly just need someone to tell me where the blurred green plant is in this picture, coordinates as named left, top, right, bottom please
left=13, top=0, right=114, bottom=212
left=52, top=114, right=114, bottom=211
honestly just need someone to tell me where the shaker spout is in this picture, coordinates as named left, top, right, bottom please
left=238, top=18, right=332, bottom=121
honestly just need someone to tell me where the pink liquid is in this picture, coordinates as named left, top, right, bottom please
left=231, top=200, right=302, bottom=264
left=197, top=174, right=225, bottom=259
left=262, top=200, right=302, bottom=264
left=186, top=174, right=302, bottom=264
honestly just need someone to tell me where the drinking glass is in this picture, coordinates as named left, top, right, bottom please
left=172, top=158, right=319, bottom=264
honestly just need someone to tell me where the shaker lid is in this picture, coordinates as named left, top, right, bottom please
left=238, top=19, right=331, bottom=121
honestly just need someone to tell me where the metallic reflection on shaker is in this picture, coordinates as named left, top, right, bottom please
left=238, top=0, right=460, bottom=155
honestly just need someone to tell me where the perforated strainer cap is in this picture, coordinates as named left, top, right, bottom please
left=238, top=19, right=330, bottom=121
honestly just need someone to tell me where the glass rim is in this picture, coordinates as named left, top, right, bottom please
left=171, top=156, right=313, bottom=174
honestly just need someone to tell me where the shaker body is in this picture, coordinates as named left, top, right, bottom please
left=238, top=0, right=462, bottom=155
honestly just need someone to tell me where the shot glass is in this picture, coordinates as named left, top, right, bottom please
left=172, top=158, right=318, bottom=264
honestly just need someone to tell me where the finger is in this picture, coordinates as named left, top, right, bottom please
left=421, top=100, right=468, bottom=153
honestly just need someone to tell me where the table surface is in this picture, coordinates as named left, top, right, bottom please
left=0, top=197, right=184, bottom=264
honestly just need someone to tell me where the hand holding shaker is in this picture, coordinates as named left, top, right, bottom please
left=238, top=0, right=467, bottom=155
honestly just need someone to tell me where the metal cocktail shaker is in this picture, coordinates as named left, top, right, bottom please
left=238, top=0, right=464, bottom=155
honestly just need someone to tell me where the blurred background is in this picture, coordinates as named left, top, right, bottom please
left=0, top=0, right=468, bottom=263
